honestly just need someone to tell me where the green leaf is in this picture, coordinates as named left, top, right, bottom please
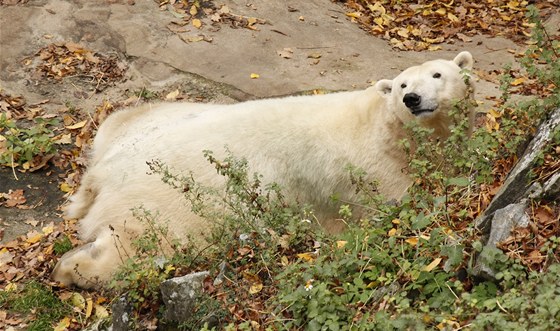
left=447, top=176, right=470, bottom=187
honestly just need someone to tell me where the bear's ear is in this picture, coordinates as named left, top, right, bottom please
left=453, top=51, right=474, bottom=70
left=374, top=79, right=393, bottom=95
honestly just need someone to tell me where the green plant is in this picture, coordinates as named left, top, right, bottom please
left=133, top=88, right=158, bottom=100
left=53, top=235, right=73, bottom=255
left=0, top=281, right=71, bottom=331
left=0, top=114, right=58, bottom=168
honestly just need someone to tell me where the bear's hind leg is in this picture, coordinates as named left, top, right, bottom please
left=64, top=172, right=99, bottom=220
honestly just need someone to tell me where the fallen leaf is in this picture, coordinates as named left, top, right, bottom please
left=53, top=133, right=73, bottom=144
left=25, top=231, right=43, bottom=244
left=60, top=182, right=73, bottom=193
left=192, top=19, right=202, bottom=29
left=95, top=304, right=109, bottom=318
left=53, top=317, right=71, bottom=331
left=249, top=282, right=263, bottom=294
left=405, top=237, right=419, bottom=245
left=511, top=77, right=525, bottom=86
left=165, top=89, right=180, bottom=100
left=336, top=240, right=348, bottom=248
left=0, top=248, right=14, bottom=266
left=423, top=257, right=442, bottom=272
left=388, top=228, right=397, bottom=236
left=346, top=12, right=361, bottom=18
left=277, top=48, right=293, bottom=59
left=66, top=120, right=87, bottom=130
left=296, top=252, right=315, bottom=262
left=42, top=223, right=54, bottom=235
left=250, top=73, right=260, bottom=79
left=71, top=292, right=86, bottom=310
left=2, top=189, right=26, bottom=207
left=85, top=297, right=93, bottom=319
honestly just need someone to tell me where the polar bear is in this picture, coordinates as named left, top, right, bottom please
left=52, top=52, right=475, bottom=288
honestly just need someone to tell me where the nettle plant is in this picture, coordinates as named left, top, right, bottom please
left=0, top=114, right=58, bottom=168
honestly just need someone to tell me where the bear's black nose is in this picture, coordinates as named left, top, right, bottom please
left=403, top=93, right=421, bottom=108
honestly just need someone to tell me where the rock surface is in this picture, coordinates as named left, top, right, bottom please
left=476, top=108, right=560, bottom=235
left=160, top=271, right=209, bottom=324
left=473, top=108, right=560, bottom=279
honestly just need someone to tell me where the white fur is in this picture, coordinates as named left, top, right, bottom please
left=52, top=52, right=475, bottom=288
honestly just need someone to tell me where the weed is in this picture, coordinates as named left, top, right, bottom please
left=53, top=235, right=73, bottom=255
left=0, top=281, right=71, bottom=331
left=133, top=88, right=158, bottom=100
left=0, top=113, right=58, bottom=168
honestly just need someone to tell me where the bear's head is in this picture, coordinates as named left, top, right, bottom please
left=375, top=51, right=474, bottom=137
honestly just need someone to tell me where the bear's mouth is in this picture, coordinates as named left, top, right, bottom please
left=410, top=108, right=436, bottom=116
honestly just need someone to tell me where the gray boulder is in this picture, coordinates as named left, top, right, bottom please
left=473, top=108, right=559, bottom=279
left=160, top=271, right=209, bottom=324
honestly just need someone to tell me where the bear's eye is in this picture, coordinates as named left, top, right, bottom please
left=433, top=73, right=441, bottom=78
left=400, top=83, right=407, bottom=89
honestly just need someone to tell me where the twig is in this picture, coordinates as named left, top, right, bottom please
left=10, top=153, right=18, bottom=181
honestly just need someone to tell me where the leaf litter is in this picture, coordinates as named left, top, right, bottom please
left=156, top=0, right=266, bottom=43
left=340, top=0, right=559, bottom=51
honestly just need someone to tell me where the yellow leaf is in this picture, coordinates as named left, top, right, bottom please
left=297, top=252, right=315, bottom=262
left=336, top=240, right=348, bottom=248
left=54, top=133, right=72, bottom=145
left=165, top=89, right=180, bottom=100
left=94, top=304, right=109, bottom=318
left=249, top=282, right=263, bottom=294
left=71, top=292, right=86, bottom=310
left=60, top=182, right=72, bottom=193
left=66, top=120, right=87, bottom=130
left=192, top=19, right=202, bottom=29
left=5, top=282, right=17, bottom=292
left=420, top=234, right=431, bottom=241
left=405, top=237, right=419, bottom=245
left=373, top=17, right=384, bottom=27
left=247, top=17, right=258, bottom=26
left=281, top=255, right=289, bottom=266
left=488, top=108, right=502, bottom=118
left=388, top=228, right=397, bottom=236
left=423, top=257, right=442, bottom=272
left=54, top=317, right=71, bottom=331
left=26, top=231, right=43, bottom=244
left=189, top=5, right=198, bottom=16
left=250, top=73, right=260, bottom=79
left=435, top=8, right=446, bottom=16
left=346, top=12, right=361, bottom=18
left=447, top=12, right=459, bottom=23
left=368, top=3, right=386, bottom=15
left=42, top=224, right=54, bottom=235
left=511, top=77, right=525, bottom=86
left=85, top=297, right=93, bottom=319
left=391, top=219, right=401, bottom=225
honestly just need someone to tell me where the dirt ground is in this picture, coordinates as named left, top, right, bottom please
left=0, top=0, right=558, bottom=243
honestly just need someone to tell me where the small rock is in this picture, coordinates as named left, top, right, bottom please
left=112, top=295, right=134, bottom=331
left=160, top=271, right=209, bottom=323
left=473, top=201, right=529, bottom=279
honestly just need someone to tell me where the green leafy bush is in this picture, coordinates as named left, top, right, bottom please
left=0, top=114, right=58, bottom=168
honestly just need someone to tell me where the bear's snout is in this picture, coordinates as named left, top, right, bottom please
left=403, top=93, right=421, bottom=109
